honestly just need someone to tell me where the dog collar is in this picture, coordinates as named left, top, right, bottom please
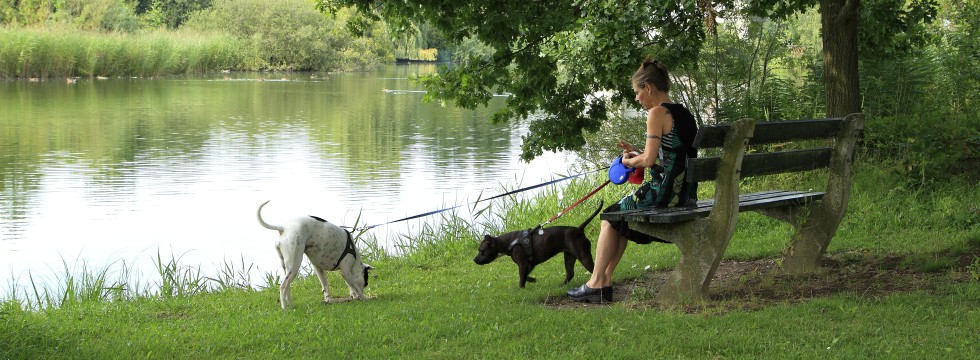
left=331, top=229, right=357, bottom=271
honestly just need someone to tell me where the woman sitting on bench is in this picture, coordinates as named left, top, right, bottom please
left=567, top=58, right=698, bottom=303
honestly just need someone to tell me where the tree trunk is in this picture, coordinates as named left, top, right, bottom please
left=820, top=0, right=862, bottom=117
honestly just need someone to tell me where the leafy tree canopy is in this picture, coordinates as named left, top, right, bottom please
left=745, top=0, right=939, bottom=60
left=318, top=0, right=939, bottom=161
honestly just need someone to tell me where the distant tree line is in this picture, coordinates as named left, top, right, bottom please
left=0, top=0, right=483, bottom=72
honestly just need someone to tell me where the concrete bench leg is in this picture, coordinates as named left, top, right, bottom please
left=757, top=204, right=834, bottom=274
left=629, top=119, right=754, bottom=305
left=633, top=219, right=735, bottom=305
left=772, top=114, right=864, bottom=274
left=783, top=203, right=842, bottom=273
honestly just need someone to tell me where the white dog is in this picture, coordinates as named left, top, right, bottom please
left=257, top=201, right=372, bottom=309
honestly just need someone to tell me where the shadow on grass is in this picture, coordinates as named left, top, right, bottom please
left=545, top=242, right=980, bottom=313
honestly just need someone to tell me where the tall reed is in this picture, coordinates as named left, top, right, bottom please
left=205, top=255, right=256, bottom=291
left=154, top=249, right=208, bottom=299
left=6, top=256, right=131, bottom=310
left=0, top=26, right=242, bottom=79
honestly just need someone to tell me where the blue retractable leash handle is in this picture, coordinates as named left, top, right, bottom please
left=608, top=155, right=634, bottom=185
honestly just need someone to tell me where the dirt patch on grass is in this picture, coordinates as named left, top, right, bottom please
left=545, top=247, right=979, bottom=313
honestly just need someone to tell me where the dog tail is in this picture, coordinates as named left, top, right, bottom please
left=257, top=200, right=284, bottom=233
left=578, top=200, right=605, bottom=231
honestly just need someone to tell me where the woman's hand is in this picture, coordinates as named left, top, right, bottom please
left=616, top=140, right=641, bottom=167
left=616, top=139, right=639, bottom=154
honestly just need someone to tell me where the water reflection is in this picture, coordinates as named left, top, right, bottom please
left=0, top=65, right=575, bottom=294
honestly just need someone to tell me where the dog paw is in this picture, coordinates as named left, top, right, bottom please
left=526, top=276, right=537, bottom=283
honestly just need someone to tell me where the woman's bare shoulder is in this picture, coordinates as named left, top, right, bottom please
left=647, top=105, right=671, bottom=121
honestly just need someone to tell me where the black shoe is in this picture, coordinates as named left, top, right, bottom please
left=567, top=284, right=614, bottom=303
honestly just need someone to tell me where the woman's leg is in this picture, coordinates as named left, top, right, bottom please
left=586, top=220, right=626, bottom=288
left=604, top=234, right=629, bottom=281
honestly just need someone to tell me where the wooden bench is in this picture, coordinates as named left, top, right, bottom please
left=601, top=113, right=865, bottom=305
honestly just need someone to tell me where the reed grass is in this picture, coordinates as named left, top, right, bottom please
left=153, top=249, right=208, bottom=299
left=0, top=26, right=242, bottom=79
left=205, top=255, right=257, bottom=292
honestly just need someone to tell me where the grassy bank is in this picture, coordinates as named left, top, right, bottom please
left=0, top=26, right=242, bottom=79
left=1, top=156, right=978, bottom=358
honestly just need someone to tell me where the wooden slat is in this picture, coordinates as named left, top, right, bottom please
left=741, top=148, right=832, bottom=177
left=734, top=191, right=823, bottom=213
left=688, top=148, right=833, bottom=182
left=692, top=125, right=732, bottom=149
left=606, top=190, right=789, bottom=222
left=695, top=118, right=843, bottom=149
left=686, top=156, right=720, bottom=183
left=600, top=190, right=824, bottom=224
left=750, top=119, right=843, bottom=145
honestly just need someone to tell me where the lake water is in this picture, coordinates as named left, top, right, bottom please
left=0, top=64, right=576, bottom=297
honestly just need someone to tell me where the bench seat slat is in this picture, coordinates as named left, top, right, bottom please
left=600, top=190, right=825, bottom=224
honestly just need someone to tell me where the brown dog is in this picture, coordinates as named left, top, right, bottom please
left=473, top=201, right=601, bottom=287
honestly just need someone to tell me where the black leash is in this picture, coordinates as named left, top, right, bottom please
left=343, top=167, right=607, bottom=232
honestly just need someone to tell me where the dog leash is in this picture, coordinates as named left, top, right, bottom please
left=538, top=179, right=610, bottom=229
left=510, top=178, right=610, bottom=256
left=343, top=167, right=609, bottom=232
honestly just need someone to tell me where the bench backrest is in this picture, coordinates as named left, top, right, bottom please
left=686, top=118, right=848, bottom=183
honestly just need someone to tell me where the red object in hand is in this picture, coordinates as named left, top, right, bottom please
left=623, top=151, right=644, bottom=184
left=628, top=167, right=644, bottom=184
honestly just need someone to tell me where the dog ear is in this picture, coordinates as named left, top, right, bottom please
left=361, top=264, right=372, bottom=288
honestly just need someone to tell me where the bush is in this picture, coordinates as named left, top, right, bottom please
left=141, top=0, right=212, bottom=30
left=862, top=113, right=980, bottom=189
left=54, top=0, right=141, bottom=33
left=184, top=0, right=387, bottom=71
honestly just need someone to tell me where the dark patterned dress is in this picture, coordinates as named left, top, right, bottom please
left=606, top=102, right=698, bottom=244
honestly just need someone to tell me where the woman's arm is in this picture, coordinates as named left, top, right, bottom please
left=622, top=106, right=671, bottom=168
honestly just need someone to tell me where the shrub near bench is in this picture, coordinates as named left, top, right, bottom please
left=602, top=113, right=865, bottom=305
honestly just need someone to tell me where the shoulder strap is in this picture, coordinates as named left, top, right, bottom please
left=660, top=103, right=698, bottom=156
